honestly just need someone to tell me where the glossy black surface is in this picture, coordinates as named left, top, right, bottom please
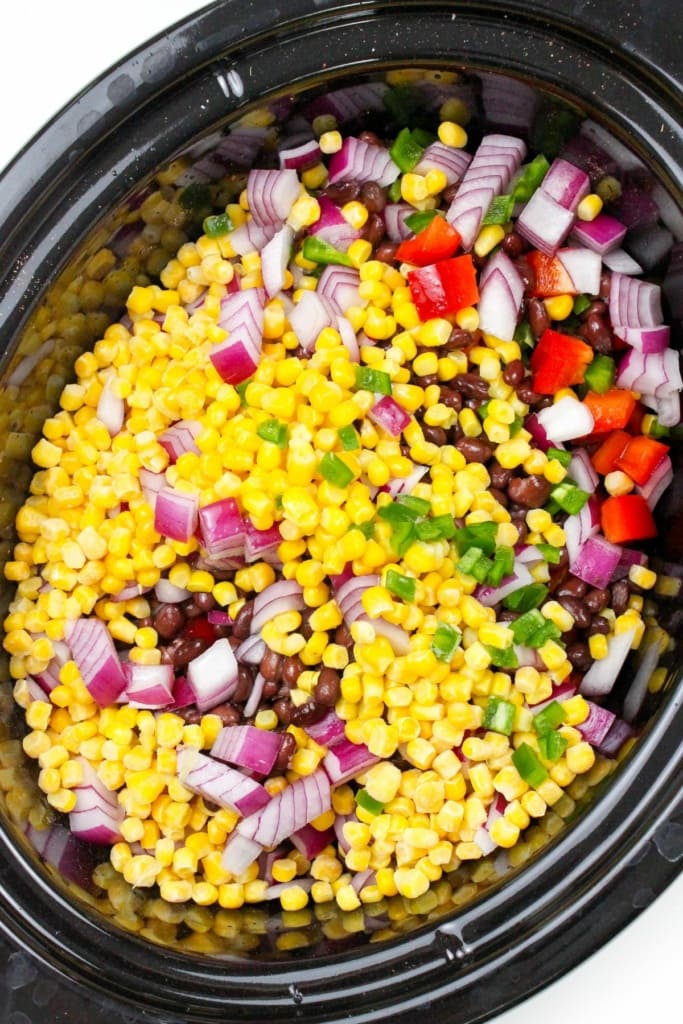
left=0, top=1, right=681, bottom=1022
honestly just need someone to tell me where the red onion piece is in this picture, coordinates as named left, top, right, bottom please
left=303, top=709, right=347, bottom=748
left=559, top=132, right=618, bottom=184
left=516, top=189, right=576, bottom=255
left=25, top=822, right=99, bottom=890
left=334, top=573, right=380, bottom=617
left=68, top=758, right=124, bottom=845
left=601, top=248, right=642, bottom=276
left=178, top=747, right=270, bottom=816
left=569, top=534, right=623, bottom=590
left=609, top=272, right=663, bottom=328
left=290, top=823, right=335, bottom=859
left=446, top=133, right=526, bottom=249
left=536, top=396, right=594, bottom=443
left=228, top=219, right=278, bottom=256
left=235, top=634, right=267, bottom=665
left=242, top=671, right=266, bottom=719
left=279, top=138, right=321, bottom=170
left=211, top=724, right=283, bottom=776
left=336, top=315, right=361, bottom=362
left=365, top=616, right=410, bottom=655
left=328, top=136, right=400, bottom=188
left=414, top=141, right=472, bottom=184
left=233, top=768, right=332, bottom=852
left=385, top=462, right=429, bottom=497
left=611, top=176, right=659, bottom=231
left=577, top=701, right=616, bottom=747
left=317, top=264, right=363, bottom=314
left=244, top=520, right=283, bottom=564
left=610, top=546, right=646, bottom=582
left=383, top=203, right=414, bottom=243
left=158, top=419, right=201, bottom=463
left=261, top=224, right=295, bottom=298
left=247, top=168, right=301, bottom=226
left=187, top=638, right=239, bottom=712
left=368, top=395, right=411, bottom=437
left=309, top=196, right=361, bottom=251
left=474, top=792, right=508, bottom=856
left=249, top=579, right=307, bottom=635
left=563, top=497, right=601, bottom=565
left=614, top=325, right=670, bottom=352
left=568, top=448, right=599, bottom=493
left=556, top=247, right=602, bottom=296
left=168, top=675, right=196, bottom=712
left=637, top=455, right=673, bottom=509
left=305, top=82, right=388, bottom=124
left=209, top=332, right=261, bottom=385
left=480, top=72, right=539, bottom=133
left=198, top=497, right=246, bottom=558
left=96, top=378, right=125, bottom=437
left=528, top=680, right=577, bottom=714
left=540, top=158, right=590, bottom=211
left=322, top=738, right=379, bottom=785
left=65, top=618, right=127, bottom=706
left=597, top=717, right=636, bottom=758
left=580, top=627, right=636, bottom=698
left=123, top=663, right=175, bottom=709
left=477, top=253, right=524, bottom=342
left=153, top=486, right=199, bottom=543
left=653, top=390, right=681, bottom=428
left=207, top=610, right=232, bottom=627
left=571, top=213, right=627, bottom=256
left=287, top=289, right=335, bottom=351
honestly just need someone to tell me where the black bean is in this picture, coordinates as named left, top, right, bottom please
left=322, top=181, right=360, bottom=205
left=210, top=703, right=241, bottom=727
left=514, top=257, right=536, bottom=292
left=502, top=232, right=524, bottom=258
left=232, top=600, right=254, bottom=640
left=580, top=300, right=608, bottom=321
left=414, top=372, right=439, bottom=388
left=177, top=706, right=203, bottom=724
left=335, top=623, right=353, bottom=648
left=374, top=241, right=399, bottom=264
left=558, top=595, right=592, bottom=630
left=439, top=387, right=463, bottom=411
left=260, top=649, right=284, bottom=683
left=167, top=636, right=211, bottom=668
left=422, top=424, right=447, bottom=446
left=445, top=328, right=475, bottom=350
left=555, top=576, right=587, bottom=599
left=584, top=588, right=609, bottom=614
left=599, top=271, right=611, bottom=299
left=359, top=181, right=386, bottom=214
left=452, top=372, right=490, bottom=400
left=262, top=679, right=279, bottom=699
left=274, top=731, right=296, bottom=771
left=299, top=608, right=315, bottom=640
left=610, top=579, right=631, bottom=615
left=528, top=297, right=550, bottom=339
left=489, top=487, right=509, bottom=508
left=289, top=701, right=328, bottom=727
left=193, top=591, right=216, bottom=612
left=489, top=460, right=512, bottom=490
left=507, top=475, right=552, bottom=508
left=314, top=667, right=342, bottom=706
left=587, top=614, right=610, bottom=636
left=361, top=212, right=385, bottom=246
left=580, top=313, right=612, bottom=353
left=516, top=381, right=544, bottom=406
left=566, top=642, right=592, bottom=672
left=233, top=665, right=255, bottom=703
left=273, top=698, right=293, bottom=726
left=153, top=603, right=186, bottom=640
left=502, top=359, right=525, bottom=386
left=281, top=655, right=305, bottom=688
left=455, top=436, right=496, bottom=463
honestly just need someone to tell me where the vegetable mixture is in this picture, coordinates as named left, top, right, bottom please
left=4, top=87, right=681, bottom=915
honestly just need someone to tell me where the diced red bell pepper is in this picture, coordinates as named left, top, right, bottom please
left=395, top=215, right=461, bottom=267
left=601, top=494, right=657, bottom=544
left=530, top=329, right=593, bottom=394
left=591, top=429, right=631, bottom=475
left=615, top=434, right=670, bottom=485
left=582, top=388, right=637, bottom=434
left=526, top=251, right=577, bottom=297
left=407, top=254, right=479, bottom=320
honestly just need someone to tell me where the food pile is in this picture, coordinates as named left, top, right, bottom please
left=3, top=80, right=681, bottom=914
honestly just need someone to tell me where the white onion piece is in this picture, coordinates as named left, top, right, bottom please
left=96, top=378, right=125, bottom=437
left=556, top=247, right=602, bottom=296
left=154, top=578, right=191, bottom=604
left=653, top=390, right=681, bottom=428
left=219, top=287, right=265, bottom=343
left=367, top=616, right=410, bottom=655
left=536, top=396, right=594, bottom=442
left=386, top=462, right=429, bottom=497
left=261, top=224, right=294, bottom=298
left=580, top=628, right=636, bottom=698
left=187, top=638, right=239, bottom=712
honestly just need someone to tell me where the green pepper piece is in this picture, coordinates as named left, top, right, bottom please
left=512, top=154, right=551, bottom=202
left=203, top=212, right=233, bottom=238
left=257, top=419, right=288, bottom=448
left=550, top=481, right=589, bottom=515
left=355, top=366, right=392, bottom=395
left=302, top=236, right=353, bottom=267
left=390, top=127, right=427, bottom=172
left=318, top=452, right=354, bottom=488
left=483, top=695, right=517, bottom=735
left=533, top=700, right=567, bottom=735
left=547, top=447, right=572, bottom=468
left=503, top=583, right=549, bottom=612
left=481, top=193, right=515, bottom=225
left=404, top=209, right=440, bottom=233
left=385, top=568, right=417, bottom=603
left=395, top=494, right=432, bottom=518
left=337, top=425, right=360, bottom=451
left=512, top=742, right=549, bottom=787
left=454, top=522, right=498, bottom=556
left=584, top=354, right=616, bottom=395
left=484, top=644, right=519, bottom=670
left=431, top=622, right=462, bottom=662
left=538, top=730, right=569, bottom=762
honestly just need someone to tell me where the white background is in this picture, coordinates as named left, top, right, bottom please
left=0, top=2, right=681, bottom=1022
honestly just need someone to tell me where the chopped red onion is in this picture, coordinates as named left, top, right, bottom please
left=609, top=272, right=663, bottom=328
left=368, top=395, right=411, bottom=436
left=303, top=709, right=347, bottom=748
left=231, top=768, right=332, bottom=854
left=261, top=224, right=295, bottom=298
left=480, top=72, right=539, bottom=133
left=154, top=486, right=199, bottom=543
left=556, top=247, right=602, bottom=296
left=597, top=717, right=636, bottom=758
left=211, top=724, right=283, bottom=776
left=250, top=579, right=307, bottom=634
left=247, top=168, right=301, bottom=226
left=516, top=189, right=576, bottom=255
left=207, top=610, right=232, bottom=626
left=221, top=833, right=264, bottom=876
left=279, top=138, right=321, bottom=170
left=158, top=419, right=201, bottom=463
left=322, top=738, right=379, bottom=785
left=477, top=252, right=524, bottom=341
left=244, top=520, right=283, bottom=564
left=383, top=203, right=414, bottom=243
left=610, top=546, right=646, bottom=582
left=168, top=675, right=196, bottom=712
left=474, top=792, right=508, bottom=856
left=287, top=289, right=335, bottom=351
left=541, top=158, right=590, bottom=211
left=528, top=680, right=577, bottom=714
left=316, top=264, right=363, bottom=314
left=290, top=823, right=335, bottom=859
left=414, top=141, right=472, bottom=184
left=65, top=618, right=127, bottom=706
left=68, top=758, right=124, bottom=845
left=242, top=671, right=266, bottom=719
left=96, top=378, right=125, bottom=437
left=601, top=248, right=643, bottom=275
left=637, top=455, right=673, bottom=510
left=568, top=447, right=599, bottom=493
left=571, top=213, right=626, bottom=255
left=186, top=637, right=239, bottom=712
left=614, top=324, right=670, bottom=352
left=123, top=663, right=174, bottom=709
left=328, top=136, right=400, bottom=188
left=198, top=497, right=246, bottom=558
left=228, top=219, right=278, bottom=256
left=569, top=534, right=623, bottom=590
left=235, top=634, right=268, bottom=665
left=580, top=627, right=636, bottom=698
left=577, top=701, right=616, bottom=747
left=446, top=133, right=526, bottom=249
left=563, top=496, right=601, bottom=565
left=611, top=176, right=659, bottom=231
left=536, top=396, right=594, bottom=443
left=385, top=461, right=429, bottom=497
left=309, top=196, right=361, bottom=251
left=336, top=315, right=361, bottom=362
left=178, top=747, right=270, bottom=816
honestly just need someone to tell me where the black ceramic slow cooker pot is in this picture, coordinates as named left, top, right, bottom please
left=0, top=3, right=681, bottom=1023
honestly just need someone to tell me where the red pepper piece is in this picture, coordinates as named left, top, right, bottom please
left=408, top=254, right=479, bottom=320
left=182, top=617, right=215, bottom=642
left=615, top=434, right=670, bottom=485
left=395, top=216, right=461, bottom=267
left=601, top=494, right=657, bottom=544
left=583, top=388, right=637, bottom=434
left=526, top=251, right=577, bottom=297
left=529, top=329, right=593, bottom=393
left=591, top=429, right=631, bottom=475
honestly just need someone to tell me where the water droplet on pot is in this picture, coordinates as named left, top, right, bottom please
left=289, top=983, right=304, bottom=1005
left=6, top=951, right=37, bottom=991
left=653, top=821, right=683, bottom=862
